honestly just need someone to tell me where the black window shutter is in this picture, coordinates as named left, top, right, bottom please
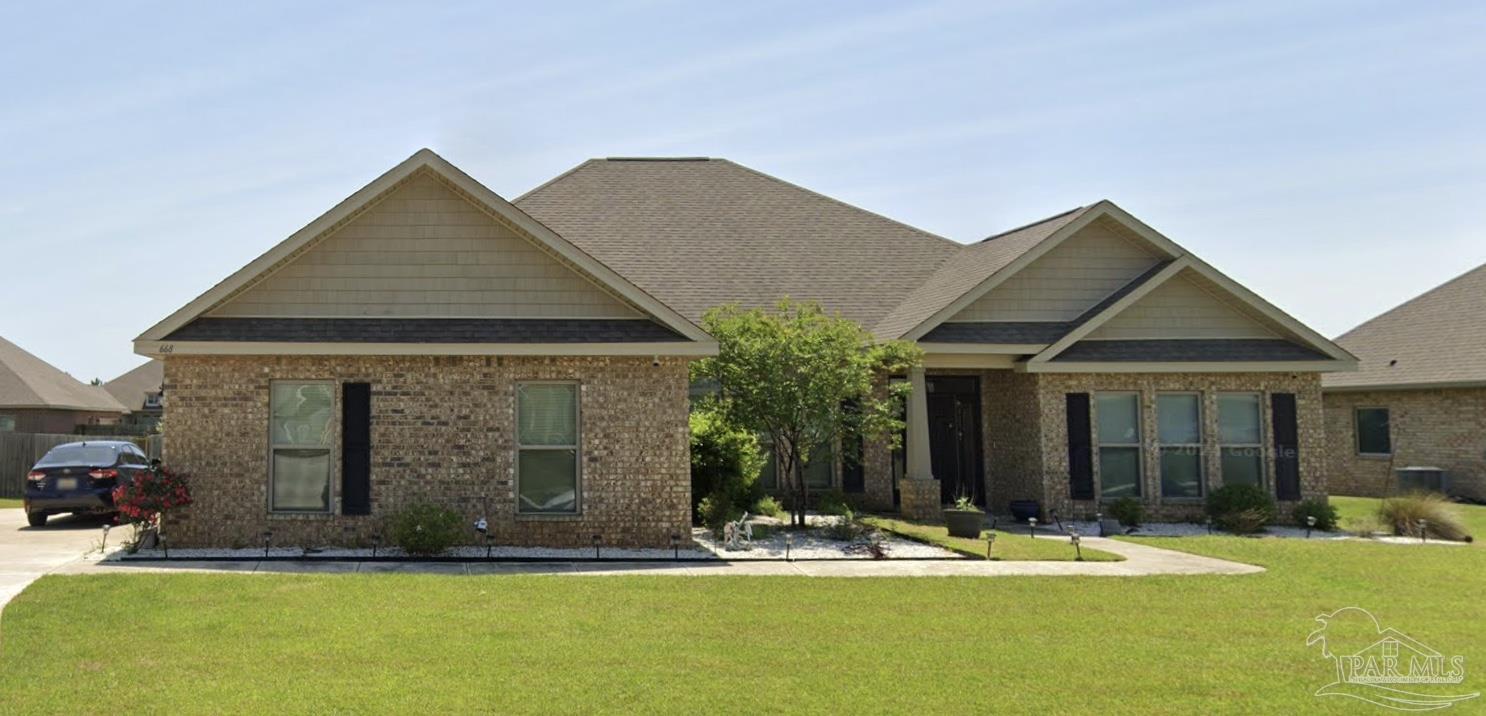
left=1066, top=393, right=1094, bottom=500
left=341, top=383, right=372, bottom=515
left=1271, top=393, right=1301, bottom=501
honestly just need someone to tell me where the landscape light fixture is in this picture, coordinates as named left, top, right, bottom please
left=100, top=524, right=111, bottom=552
left=785, top=532, right=793, bottom=562
left=1305, top=515, right=1316, bottom=539
left=370, top=534, right=381, bottom=559
left=1070, top=530, right=1082, bottom=561
left=1418, top=519, right=1427, bottom=543
left=671, top=534, right=681, bottom=560
left=1028, top=517, right=1038, bottom=538
left=592, top=534, right=602, bottom=559
left=1095, top=512, right=1104, bottom=537
left=485, top=532, right=496, bottom=560
left=985, top=531, right=996, bottom=561
left=159, top=533, right=168, bottom=559
left=1205, top=516, right=1213, bottom=535
left=262, top=530, right=273, bottom=558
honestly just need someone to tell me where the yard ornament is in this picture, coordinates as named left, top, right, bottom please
left=723, top=512, right=753, bottom=550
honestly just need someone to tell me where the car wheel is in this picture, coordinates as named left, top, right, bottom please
left=26, top=511, right=47, bottom=528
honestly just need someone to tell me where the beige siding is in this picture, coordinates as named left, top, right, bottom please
left=1087, top=271, right=1279, bottom=340
left=947, top=222, right=1161, bottom=322
left=209, top=172, right=641, bottom=319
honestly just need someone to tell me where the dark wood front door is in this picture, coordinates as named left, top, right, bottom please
left=927, top=376, right=984, bottom=506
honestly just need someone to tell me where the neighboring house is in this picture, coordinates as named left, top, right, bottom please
left=0, top=335, right=128, bottom=433
left=136, top=149, right=1353, bottom=548
left=1323, top=263, right=1486, bottom=500
left=104, top=359, right=165, bottom=434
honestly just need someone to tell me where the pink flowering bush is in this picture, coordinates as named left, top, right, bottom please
left=112, top=466, right=192, bottom=530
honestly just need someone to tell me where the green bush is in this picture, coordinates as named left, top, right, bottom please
left=1291, top=499, right=1339, bottom=531
left=391, top=504, right=464, bottom=555
left=697, top=494, right=745, bottom=535
left=817, top=489, right=853, bottom=517
left=689, top=409, right=766, bottom=524
left=753, top=495, right=786, bottom=520
left=1205, top=485, right=1275, bottom=534
left=1108, top=497, right=1143, bottom=527
left=1379, top=492, right=1472, bottom=541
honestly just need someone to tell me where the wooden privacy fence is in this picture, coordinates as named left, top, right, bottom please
left=0, top=433, right=163, bottom=499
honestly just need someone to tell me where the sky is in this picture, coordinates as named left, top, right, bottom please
left=1, top=0, right=1483, bottom=383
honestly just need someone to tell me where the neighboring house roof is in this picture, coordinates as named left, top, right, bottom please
left=0, top=336, right=128, bottom=413
left=514, top=157, right=964, bottom=330
left=1324, top=262, right=1486, bottom=391
left=103, top=359, right=164, bottom=408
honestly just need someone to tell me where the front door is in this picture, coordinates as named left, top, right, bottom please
left=927, top=376, right=984, bottom=506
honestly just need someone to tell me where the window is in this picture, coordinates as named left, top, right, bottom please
left=803, top=443, right=834, bottom=488
left=1096, top=393, right=1142, bottom=498
left=517, top=383, right=579, bottom=514
left=1356, top=407, right=1391, bottom=455
left=1218, top=393, right=1264, bottom=488
left=758, top=439, right=778, bottom=490
left=144, top=392, right=164, bottom=409
left=1157, top=393, right=1203, bottom=498
left=0, top=414, right=14, bottom=432
left=269, top=382, right=334, bottom=512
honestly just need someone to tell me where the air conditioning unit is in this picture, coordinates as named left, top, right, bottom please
left=1395, top=466, right=1447, bottom=494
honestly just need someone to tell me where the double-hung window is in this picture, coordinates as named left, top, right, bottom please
left=0, top=414, right=14, bottom=432
left=1096, top=393, right=1142, bottom=498
left=1157, top=393, right=1203, bottom=498
left=269, top=382, right=334, bottom=513
left=1218, top=393, right=1264, bottom=487
left=1355, top=407, right=1391, bottom=456
left=516, top=383, right=580, bottom=514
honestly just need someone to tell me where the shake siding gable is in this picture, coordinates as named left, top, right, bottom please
left=948, top=222, right=1161, bottom=323
left=208, top=172, right=642, bottom=320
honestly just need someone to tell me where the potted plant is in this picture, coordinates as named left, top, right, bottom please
left=943, top=496, right=985, bottom=538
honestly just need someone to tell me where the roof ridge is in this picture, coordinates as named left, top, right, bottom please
left=512, top=158, right=605, bottom=204
left=710, top=158, right=964, bottom=250
left=1335, top=260, right=1486, bottom=342
left=978, top=205, right=1085, bottom=243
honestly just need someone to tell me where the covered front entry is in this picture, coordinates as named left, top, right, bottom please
left=927, top=375, right=984, bottom=506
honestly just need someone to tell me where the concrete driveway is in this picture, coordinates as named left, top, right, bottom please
left=0, top=508, right=112, bottom=609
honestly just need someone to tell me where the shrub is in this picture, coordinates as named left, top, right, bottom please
left=817, top=489, right=853, bottom=517
left=1205, top=485, right=1275, bottom=534
left=391, top=504, right=464, bottom=555
left=689, top=408, right=766, bottom=523
left=949, top=495, right=983, bottom=513
left=1291, top=499, right=1339, bottom=531
left=1107, top=497, right=1143, bottom=527
left=753, top=495, right=786, bottom=520
left=823, top=506, right=865, bottom=541
left=112, top=465, right=192, bottom=530
left=1379, top=492, right=1472, bottom=542
left=698, top=493, right=744, bottom=535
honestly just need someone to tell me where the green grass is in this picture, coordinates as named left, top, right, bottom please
left=0, top=498, right=22, bottom=509
left=1332, top=494, right=1486, bottom=542
left=863, top=516, right=1121, bottom=561
left=2, top=537, right=1482, bottom=713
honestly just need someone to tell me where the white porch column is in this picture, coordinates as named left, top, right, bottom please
left=906, top=365, right=932, bottom=481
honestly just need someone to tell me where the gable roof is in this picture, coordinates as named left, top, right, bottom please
left=135, top=149, right=712, bottom=353
left=0, top=336, right=127, bottom=413
left=514, top=158, right=963, bottom=329
left=103, top=359, right=163, bottom=408
left=1324, top=262, right=1486, bottom=390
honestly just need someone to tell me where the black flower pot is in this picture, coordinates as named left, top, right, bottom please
left=944, top=509, right=986, bottom=539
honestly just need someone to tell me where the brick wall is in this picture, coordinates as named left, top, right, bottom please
left=162, top=354, right=691, bottom=548
left=1323, top=387, right=1486, bottom=500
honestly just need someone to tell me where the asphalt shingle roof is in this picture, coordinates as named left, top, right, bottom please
left=1324, top=262, right=1486, bottom=389
left=0, top=336, right=127, bottom=412
left=1052, top=339, right=1331, bottom=362
left=104, top=360, right=163, bottom=409
left=515, top=158, right=965, bottom=331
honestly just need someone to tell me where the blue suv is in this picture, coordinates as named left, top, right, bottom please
left=23, top=441, right=152, bottom=527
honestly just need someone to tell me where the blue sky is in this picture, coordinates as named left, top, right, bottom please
left=1, top=0, right=1483, bottom=382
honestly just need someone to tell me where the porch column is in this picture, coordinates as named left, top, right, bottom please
left=906, top=365, right=932, bottom=480
left=900, top=364, right=941, bottom=520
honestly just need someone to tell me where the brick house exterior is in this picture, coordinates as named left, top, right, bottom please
left=1322, top=263, right=1486, bottom=500
left=135, top=149, right=1353, bottom=547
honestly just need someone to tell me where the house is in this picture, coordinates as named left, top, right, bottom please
left=103, top=359, right=165, bottom=434
left=0, top=335, right=128, bottom=433
left=136, top=149, right=1353, bottom=548
left=1323, top=263, right=1486, bottom=500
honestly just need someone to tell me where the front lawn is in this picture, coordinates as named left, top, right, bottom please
left=4, top=534, right=1481, bottom=714
left=0, top=498, right=22, bottom=509
left=863, top=516, right=1121, bottom=561
left=1332, top=494, right=1486, bottom=542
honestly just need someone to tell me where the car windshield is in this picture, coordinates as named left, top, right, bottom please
left=35, top=445, right=118, bottom=467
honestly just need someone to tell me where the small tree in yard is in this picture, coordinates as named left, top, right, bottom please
left=693, top=300, right=922, bottom=528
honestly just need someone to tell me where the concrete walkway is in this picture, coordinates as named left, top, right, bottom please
left=0, top=508, right=113, bottom=608
left=52, top=531, right=1263, bottom=578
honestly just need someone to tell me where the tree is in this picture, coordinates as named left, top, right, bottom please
left=693, top=300, right=922, bottom=527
